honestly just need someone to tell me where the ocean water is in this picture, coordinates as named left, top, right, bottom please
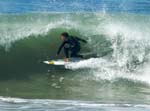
left=0, top=0, right=150, bottom=111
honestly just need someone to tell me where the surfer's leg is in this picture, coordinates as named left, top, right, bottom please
left=70, top=51, right=77, bottom=57
left=71, top=47, right=83, bottom=58
left=64, top=47, right=69, bottom=58
left=76, top=47, right=83, bottom=58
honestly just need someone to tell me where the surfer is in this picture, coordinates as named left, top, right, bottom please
left=57, top=32, right=87, bottom=61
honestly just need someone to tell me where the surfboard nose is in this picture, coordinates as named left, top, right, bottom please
left=43, top=61, right=50, bottom=64
left=43, top=61, right=54, bottom=65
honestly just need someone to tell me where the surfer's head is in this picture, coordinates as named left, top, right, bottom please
left=60, top=32, right=69, bottom=41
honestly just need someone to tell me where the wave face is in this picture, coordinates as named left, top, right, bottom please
left=1, top=13, right=150, bottom=82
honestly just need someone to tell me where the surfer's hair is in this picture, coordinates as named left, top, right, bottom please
left=61, top=32, right=69, bottom=38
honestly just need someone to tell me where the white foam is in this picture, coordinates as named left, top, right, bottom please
left=0, top=96, right=28, bottom=103
left=0, top=96, right=150, bottom=108
left=64, top=14, right=150, bottom=85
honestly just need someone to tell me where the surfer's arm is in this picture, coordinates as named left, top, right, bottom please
left=75, top=37, right=87, bottom=43
left=57, top=42, right=65, bottom=55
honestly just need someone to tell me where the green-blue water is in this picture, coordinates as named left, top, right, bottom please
left=1, top=0, right=150, bottom=110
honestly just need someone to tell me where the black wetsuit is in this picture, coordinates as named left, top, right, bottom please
left=57, top=36, right=87, bottom=58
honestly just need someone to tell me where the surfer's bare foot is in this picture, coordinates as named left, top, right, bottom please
left=64, top=58, right=69, bottom=62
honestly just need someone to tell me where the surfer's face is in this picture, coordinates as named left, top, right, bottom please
left=60, top=36, right=65, bottom=41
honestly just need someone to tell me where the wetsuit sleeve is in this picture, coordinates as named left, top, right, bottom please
left=57, top=42, right=66, bottom=55
left=75, top=37, right=87, bottom=43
